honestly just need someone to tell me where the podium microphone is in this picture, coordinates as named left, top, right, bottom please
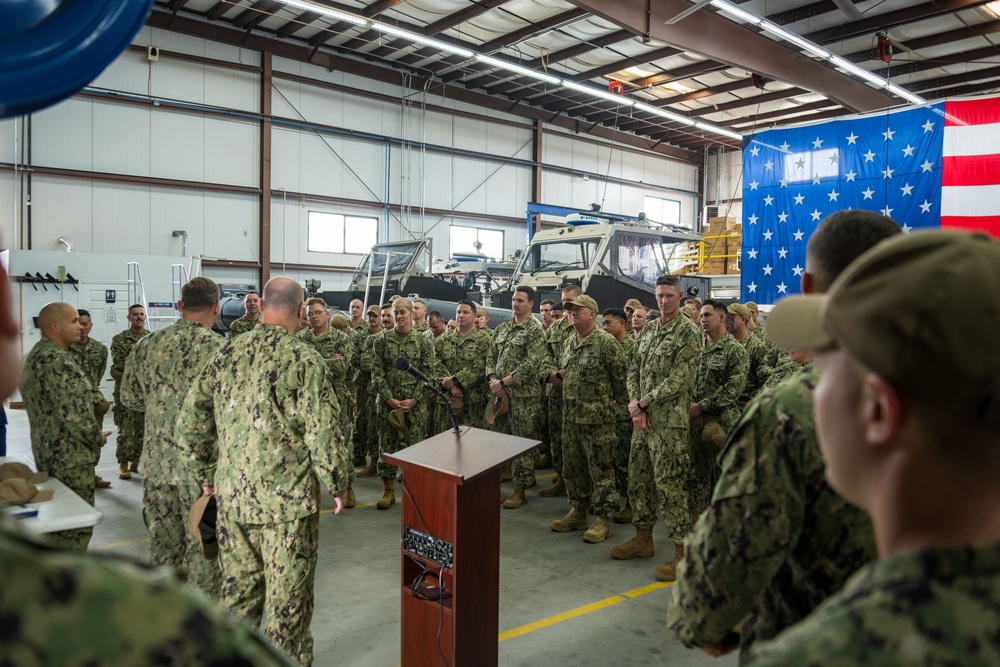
left=394, top=356, right=461, bottom=435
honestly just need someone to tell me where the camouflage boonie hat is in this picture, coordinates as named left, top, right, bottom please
left=564, top=294, right=599, bottom=313
left=701, top=419, right=727, bottom=454
left=768, top=231, right=1000, bottom=425
left=0, top=478, right=54, bottom=505
left=388, top=408, right=410, bottom=438
left=188, top=495, right=219, bottom=561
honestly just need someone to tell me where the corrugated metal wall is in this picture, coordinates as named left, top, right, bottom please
left=0, top=25, right=702, bottom=290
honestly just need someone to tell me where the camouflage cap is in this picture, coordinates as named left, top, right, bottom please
left=768, top=231, right=1000, bottom=425
left=330, top=314, right=348, bottom=331
left=727, top=303, right=751, bottom=319
left=366, top=305, right=380, bottom=316
left=564, top=294, right=599, bottom=313
left=188, top=495, right=219, bottom=561
left=0, top=478, right=54, bottom=505
left=745, top=301, right=759, bottom=313
left=624, top=298, right=642, bottom=311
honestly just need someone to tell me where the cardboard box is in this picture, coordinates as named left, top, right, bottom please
left=703, top=258, right=727, bottom=274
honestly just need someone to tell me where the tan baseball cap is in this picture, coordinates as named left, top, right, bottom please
left=727, top=303, right=751, bottom=319
left=767, top=231, right=1000, bottom=424
left=745, top=301, right=759, bottom=313
left=624, top=298, right=642, bottom=311
left=0, top=478, right=54, bottom=505
left=366, top=305, right=380, bottom=316
left=564, top=294, right=599, bottom=313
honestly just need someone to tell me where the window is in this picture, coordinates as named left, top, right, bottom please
left=308, top=212, right=378, bottom=254
left=616, top=233, right=690, bottom=287
left=449, top=225, right=504, bottom=259
left=643, top=195, right=683, bottom=228
left=520, top=239, right=600, bottom=274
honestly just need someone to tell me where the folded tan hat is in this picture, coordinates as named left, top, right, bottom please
left=449, top=394, right=464, bottom=421
left=701, top=419, right=727, bottom=455
left=0, top=478, right=55, bottom=505
left=0, top=462, right=47, bottom=485
left=485, top=392, right=510, bottom=425
left=388, top=407, right=410, bottom=439
left=189, top=495, right=219, bottom=561
left=624, top=298, right=642, bottom=311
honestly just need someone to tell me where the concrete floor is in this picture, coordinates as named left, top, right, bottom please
left=4, top=408, right=735, bottom=667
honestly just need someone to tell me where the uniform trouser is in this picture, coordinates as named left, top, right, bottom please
left=218, top=511, right=319, bottom=667
left=505, top=393, right=543, bottom=485
left=143, top=478, right=221, bottom=598
left=562, top=420, right=619, bottom=517
left=538, top=398, right=550, bottom=462
left=49, top=463, right=95, bottom=551
left=628, top=423, right=693, bottom=544
left=377, top=401, right=430, bottom=480
left=352, top=381, right=373, bottom=459
left=547, top=391, right=563, bottom=474
left=614, top=420, right=632, bottom=502
left=115, top=408, right=144, bottom=464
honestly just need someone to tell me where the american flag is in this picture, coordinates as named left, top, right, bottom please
left=741, top=94, right=1000, bottom=304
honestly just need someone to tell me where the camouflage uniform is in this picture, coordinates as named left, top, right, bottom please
left=434, top=328, right=491, bottom=430
left=736, top=332, right=769, bottom=405
left=668, top=368, right=875, bottom=662
left=546, top=317, right=574, bottom=475
left=614, top=336, right=638, bottom=501
left=764, top=357, right=808, bottom=389
left=353, top=331, right=377, bottom=461
left=226, top=315, right=260, bottom=338
left=297, top=327, right=353, bottom=436
left=120, top=319, right=225, bottom=598
left=690, top=333, right=749, bottom=514
left=370, top=329, right=445, bottom=479
left=487, top=316, right=554, bottom=484
left=111, top=328, right=148, bottom=465
left=69, top=338, right=108, bottom=392
left=0, top=517, right=294, bottom=666
left=626, top=314, right=702, bottom=543
left=177, top=324, right=349, bottom=666
left=20, top=339, right=102, bottom=551
left=560, top=328, right=628, bottom=517
left=749, top=542, right=1000, bottom=666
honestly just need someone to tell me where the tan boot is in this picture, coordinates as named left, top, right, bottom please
left=584, top=516, right=612, bottom=543
left=500, top=462, right=513, bottom=483
left=535, top=454, right=552, bottom=469
left=357, top=457, right=378, bottom=478
left=345, top=483, right=357, bottom=509
left=502, top=483, right=526, bottom=509
left=376, top=478, right=396, bottom=510
left=118, top=463, right=131, bottom=480
left=525, top=475, right=536, bottom=489
left=610, top=527, right=654, bottom=559
left=94, top=475, right=111, bottom=489
left=550, top=506, right=588, bottom=532
left=654, top=544, right=685, bottom=581
left=129, top=460, right=139, bottom=473
left=538, top=473, right=566, bottom=497
left=612, top=505, right=633, bottom=524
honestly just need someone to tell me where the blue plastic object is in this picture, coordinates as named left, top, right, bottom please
left=0, top=0, right=154, bottom=118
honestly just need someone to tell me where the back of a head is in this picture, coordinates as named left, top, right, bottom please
left=181, top=277, right=220, bottom=312
left=262, top=277, right=304, bottom=315
left=806, top=210, right=901, bottom=292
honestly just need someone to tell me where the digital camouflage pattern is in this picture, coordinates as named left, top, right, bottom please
left=736, top=332, right=770, bottom=405
left=297, top=327, right=353, bottom=431
left=0, top=517, right=293, bottom=667
left=614, top=335, right=638, bottom=501
left=370, top=328, right=445, bottom=479
left=626, top=314, right=702, bottom=543
left=352, top=331, right=377, bottom=461
left=764, top=357, right=809, bottom=389
left=20, top=338, right=102, bottom=551
left=545, top=317, right=574, bottom=474
left=226, top=315, right=260, bottom=338
left=120, top=318, right=225, bottom=597
left=560, top=327, right=628, bottom=517
left=111, top=327, right=148, bottom=464
left=488, top=315, right=554, bottom=484
left=177, top=323, right=349, bottom=666
left=748, top=542, right=1000, bottom=666
left=668, top=368, right=876, bottom=663
left=434, top=328, right=491, bottom=429
left=69, top=338, right=108, bottom=391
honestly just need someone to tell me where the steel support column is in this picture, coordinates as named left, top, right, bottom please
left=260, top=50, right=272, bottom=288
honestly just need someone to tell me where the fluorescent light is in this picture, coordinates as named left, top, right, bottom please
left=474, top=54, right=561, bottom=85
left=563, top=80, right=635, bottom=106
left=276, top=0, right=369, bottom=26
left=371, top=23, right=474, bottom=58
left=987, top=1, right=1000, bottom=18
left=624, top=66, right=657, bottom=78
left=709, top=0, right=761, bottom=25
left=662, top=81, right=694, bottom=94
left=635, top=102, right=697, bottom=126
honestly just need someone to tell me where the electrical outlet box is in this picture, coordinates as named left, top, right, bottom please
left=147, top=45, right=159, bottom=61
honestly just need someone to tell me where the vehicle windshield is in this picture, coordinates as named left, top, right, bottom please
left=520, top=239, right=600, bottom=274
left=615, top=233, right=692, bottom=287
left=356, top=242, right=423, bottom=276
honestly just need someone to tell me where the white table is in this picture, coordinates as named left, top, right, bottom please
left=0, top=455, right=103, bottom=533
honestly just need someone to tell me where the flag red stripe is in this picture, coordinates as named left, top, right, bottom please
left=940, top=215, right=1000, bottom=237
left=942, top=154, right=1000, bottom=186
left=944, top=98, right=1000, bottom=127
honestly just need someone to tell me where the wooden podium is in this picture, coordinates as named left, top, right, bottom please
left=383, top=426, right=540, bottom=667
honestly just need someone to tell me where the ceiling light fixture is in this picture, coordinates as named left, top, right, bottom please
left=371, top=23, right=474, bottom=58
left=986, top=1, right=1000, bottom=18
left=708, top=0, right=926, bottom=106
left=277, top=0, right=368, bottom=26
left=563, top=80, right=636, bottom=106
left=474, top=54, right=561, bottom=85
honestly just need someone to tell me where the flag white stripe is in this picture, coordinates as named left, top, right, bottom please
left=941, top=184, right=1000, bottom=217
left=943, top=121, right=1000, bottom=157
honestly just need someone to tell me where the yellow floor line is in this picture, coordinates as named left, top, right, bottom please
left=91, top=536, right=150, bottom=551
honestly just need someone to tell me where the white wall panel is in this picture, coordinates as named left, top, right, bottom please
left=299, top=132, right=344, bottom=198
left=271, top=127, right=302, bottom=193
left=204, top=67, right=258, bottom=112
left=271, top=80, right=303, bottom=120
left=93, top=102, right=150, bottom=176
left=294, top=83, right=345, bottom=130
left=202, top=193, right=258, bottom=261
left=451, top=154, right=488, bottom=213
left=0, top=119, right=16, bottom=163
left=339, top=139, right=385, bottom=203
left=91, top=49, right=151, bottom=97
left=204, top=116, right=258, bottom=187
left=150, top=110, right=205, bottom=182
left=482, top=164, right=530, bottom=218
left=420, top=152, right=454, bottom=211
left=93, top=183, right=151, bottom=254
left=31, top=178, right=94, bottom=252
left=150, top=189, right=205, bottom=258
left=31, top=98, right=94, bottom=171
left=150, top=58, right=208, bottom=105
left=0, top=172, right=17, bottom=246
